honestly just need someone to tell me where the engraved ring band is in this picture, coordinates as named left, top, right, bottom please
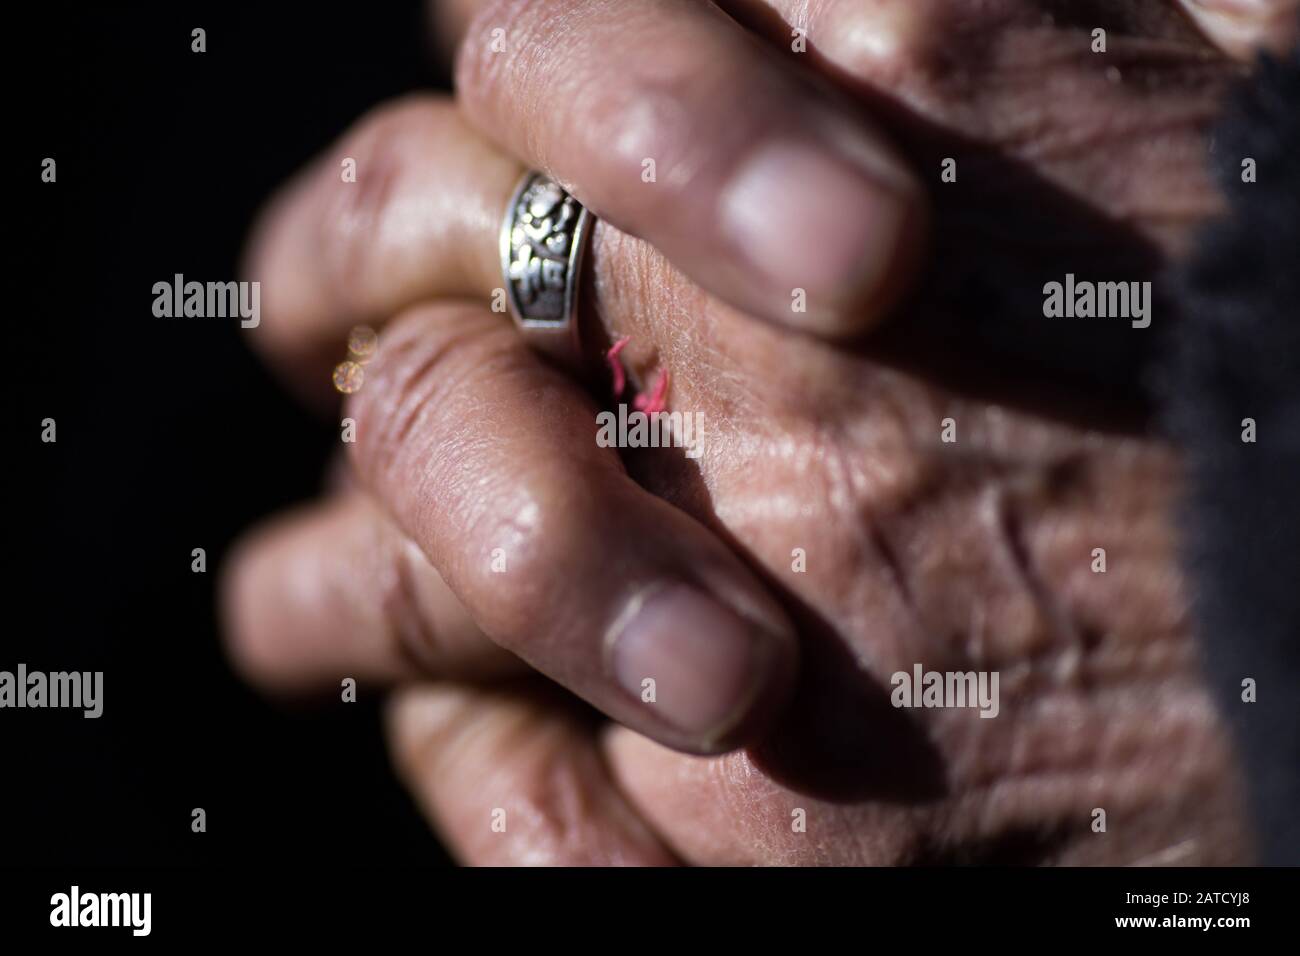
left=499, top=171, right=595, bottom=371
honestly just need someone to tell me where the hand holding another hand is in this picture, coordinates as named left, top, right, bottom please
left=224, top=0, right=1294, bottom=864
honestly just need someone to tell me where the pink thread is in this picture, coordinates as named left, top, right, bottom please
left=633, top=369, right=670, bottom=415
left=607, top=334, right=670, bottom=413
left=605, top=335, right=630, bottom=396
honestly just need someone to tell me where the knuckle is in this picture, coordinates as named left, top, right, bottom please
left=454, top=0, right=745, bottom=215
left=366, top=516, right=443, bottom=670
left=459, top=714, right=615, bottom=865
left=586, top=72, right=700, bottom=186
left=346, top=305, right=514, bottom=500
left=573, top=55, right=764, bottom=217
left=387, top=691, right=608, bottom=864
left=453, top=0, right=547, bottom=105
left=497, top=735, right=612, bottom=863
left=814, top=0, right=932, bottom=86
left=318, top=95, right=445, bottom=306
left=452, top=457, right=587, bottom=642
left=369, top=517, right=514, bottom=680
left=346, top=303, right=602, bottom=647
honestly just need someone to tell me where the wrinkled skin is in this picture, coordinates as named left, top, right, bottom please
left=247, top=0, right=1291, bottom=864
left=419, top=0, right=1250, bottom=864
left=577, top=235, right=1244, bottom=864
left=563, top=1, right=1247, bottom=857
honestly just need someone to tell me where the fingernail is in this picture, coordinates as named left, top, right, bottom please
left=608, top=584, right=774, bottom=744
left=720, top=141, right=916, bottom=329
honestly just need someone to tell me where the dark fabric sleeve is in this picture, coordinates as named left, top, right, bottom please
left=1162, top=45, right=1300, bottom=866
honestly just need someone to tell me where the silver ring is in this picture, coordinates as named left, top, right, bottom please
left=500, top=171, right=593, bottom=370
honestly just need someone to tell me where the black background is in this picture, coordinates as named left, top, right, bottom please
left=13, top=0, right=452, bottom=866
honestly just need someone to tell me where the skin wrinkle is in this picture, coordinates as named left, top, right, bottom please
left=604, top=390, right=1243, bottom=863
left=462, top=0, right=552, bottom=171
left=358, top=315, right=603, bottom=664
left=380, top=526, right=446, bottom=673
left=468, top=732, right=578, bottom=864
left=758, top=1, right=1237, bottom=266
left=304, top=0, right=1270, bottom=864
left=383, top=331, right=579, bottom=599
left=309, top=97, right=502, bottom=318
left=995, top=482, right=1081, bottom=657
left=612, top=272, right=1234, bottom=850
left=208, top=0, right=1300, bottom=865
left=393, top=684, right=676, bottom=866
left=603, top=180, right=1211, bottom=754
left=918, top=681, right=1231, bottom=844
left=499, top=741, right=600, bottom=863
left=817, top=423, right=932, bottom=653
left=631, top=0, right=1242, bottom=862
left=321, top=508, right=479, bottom=681
left=353, top=317, right=483, bottom=491
left=468, top=0, right=771, bottom=224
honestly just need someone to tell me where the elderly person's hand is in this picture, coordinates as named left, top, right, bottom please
left=223, top=0, right=1292, bottom=863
